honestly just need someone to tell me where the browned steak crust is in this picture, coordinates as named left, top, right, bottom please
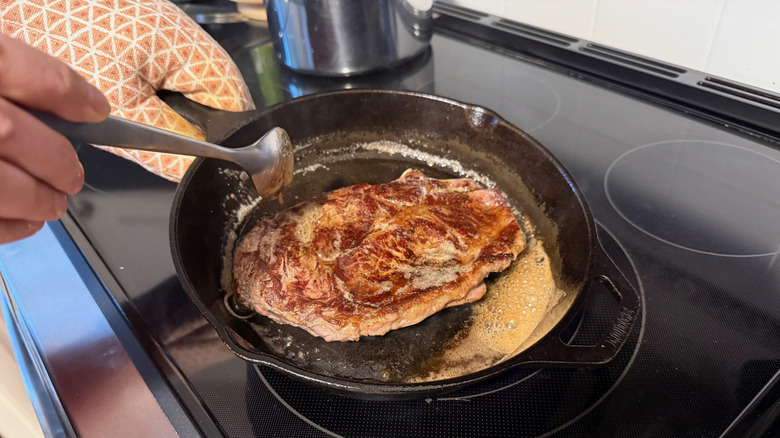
left=233, top=169, right=526, bottom=341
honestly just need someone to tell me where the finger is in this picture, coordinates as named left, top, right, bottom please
left=0, top=159, right=69, bottom=222
left=0, top=98, right=84, bottom=195
left=0, top=219, right=44, bottom=245
left=0, top=34, right=110, bottom=122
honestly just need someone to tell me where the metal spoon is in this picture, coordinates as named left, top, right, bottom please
left=32, top=112, right=294, bottom=198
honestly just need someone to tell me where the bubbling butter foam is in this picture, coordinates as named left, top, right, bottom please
left=409, top=217, right=566, bottom=383
left=355, top=141, right=498, bottom=189
left=220, top=171, right=263, bottom=294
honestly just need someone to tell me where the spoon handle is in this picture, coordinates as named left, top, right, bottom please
left=30, top=110, right=234, bottom=161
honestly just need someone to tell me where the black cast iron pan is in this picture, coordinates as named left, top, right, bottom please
left=169, top=89, right=640, bottom=400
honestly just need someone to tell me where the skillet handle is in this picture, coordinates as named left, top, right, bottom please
left=157, top=90, right=260, bottom=144
left=517, top=247, right=641, bottom=367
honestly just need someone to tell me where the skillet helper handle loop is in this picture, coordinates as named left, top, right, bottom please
left=520, top=247, right=641, bottom=367
left=588, top=248, right=641, bottom=362
left=29, top=108, right=235, bottom=162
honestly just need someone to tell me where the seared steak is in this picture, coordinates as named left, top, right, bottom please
left=233, top=169, right=526, bottom=341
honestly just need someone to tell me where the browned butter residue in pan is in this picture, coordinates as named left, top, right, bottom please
left=410, top=220, right=566, bottom=382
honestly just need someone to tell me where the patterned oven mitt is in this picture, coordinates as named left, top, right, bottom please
left=1, top=0, right=255, bottom=181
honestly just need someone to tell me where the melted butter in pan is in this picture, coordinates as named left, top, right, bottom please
left=409, top=218, right=566, bottom=382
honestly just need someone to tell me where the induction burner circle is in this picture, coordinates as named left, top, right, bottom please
left=498, top=76, right=561, bottom=134
left=605, top=141, right=780, bottom=257
left=251, top=225, right=645, bottom=437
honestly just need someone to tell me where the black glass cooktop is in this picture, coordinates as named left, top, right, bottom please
left=64, top=18, right=780, bottom=437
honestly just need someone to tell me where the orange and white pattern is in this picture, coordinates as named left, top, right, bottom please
left=1, top=0, right=255, bottom=181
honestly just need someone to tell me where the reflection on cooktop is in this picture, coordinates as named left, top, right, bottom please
left=74, top=142, right=176, bottom=193
left=430, top=35, right=561, bottom=134
left=250, top=225, right=644, bottom=438
left=242, top=42, right=436, bottom=108
left=604, top=140, right=780, bottom=257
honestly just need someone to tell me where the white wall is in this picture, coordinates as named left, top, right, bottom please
left=442, top=0, right=780, bottom=94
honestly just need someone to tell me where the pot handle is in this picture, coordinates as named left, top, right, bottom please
left=516, top=246, right=641, bottom=367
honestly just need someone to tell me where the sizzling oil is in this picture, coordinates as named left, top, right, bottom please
left=409, top=220, right=566, bottom=382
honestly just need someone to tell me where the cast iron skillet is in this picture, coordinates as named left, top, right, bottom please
left=169, top=89, right=640, bottom=400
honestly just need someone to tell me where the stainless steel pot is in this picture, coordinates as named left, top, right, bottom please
left=266, top=0, right=433, bottom=76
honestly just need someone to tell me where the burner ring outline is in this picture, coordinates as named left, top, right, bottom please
left=604, top=140, right=780, bottom=258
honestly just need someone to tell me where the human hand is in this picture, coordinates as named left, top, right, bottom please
left=1, top=0, right=254, bottom=181
left=0, top=34, right=110, bottom=244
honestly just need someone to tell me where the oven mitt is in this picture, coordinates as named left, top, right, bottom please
left=1, top=0, right=255, bottom=181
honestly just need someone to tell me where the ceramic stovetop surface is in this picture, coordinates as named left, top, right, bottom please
left=63, top=24, right=780, bottom=437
